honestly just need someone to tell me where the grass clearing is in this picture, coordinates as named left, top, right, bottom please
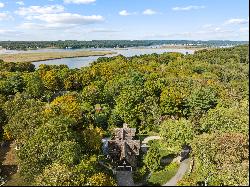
left=0, top=50, right=115, bottom=63
left=3, top=172, right=29, bottom=186
left=0, top=141, right=30, bottom=186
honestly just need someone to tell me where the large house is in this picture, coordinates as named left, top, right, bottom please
left=107, top=124, right=140, bottom=171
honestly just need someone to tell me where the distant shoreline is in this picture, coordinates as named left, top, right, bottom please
left=135, top=45, right=213, bottom=50
left=0, top=45, right=213, bottom=52
left=157, top=45, right=211, bottom=50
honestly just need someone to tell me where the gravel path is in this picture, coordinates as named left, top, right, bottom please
left=163, top=158, right=191, bottom=186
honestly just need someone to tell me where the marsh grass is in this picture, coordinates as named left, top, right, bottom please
left=0, top=51, right=115, bottom=63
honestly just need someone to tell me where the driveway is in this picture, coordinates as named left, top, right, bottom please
left=116, top=171, right=134, bottom=186
left=163, top=158, right=191, bottom=186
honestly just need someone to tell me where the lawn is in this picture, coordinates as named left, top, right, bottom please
left=3, top=172, right=29, bottom=186
left=147, top=162, right=179, bottom=186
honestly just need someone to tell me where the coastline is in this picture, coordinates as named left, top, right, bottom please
left=0, top=50, right=115, bottom=63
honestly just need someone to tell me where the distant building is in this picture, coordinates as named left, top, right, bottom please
left=107, top=124, right=140, bottom=171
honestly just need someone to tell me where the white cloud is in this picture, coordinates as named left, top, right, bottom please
left=0, top=29, right=7, bottom=34
left=64, top=0, right=96, bottom=4
left=119, top=10, right=136, bottom=16
left=0, top=29, right=21, bottom=36
left=16, top=1, right=25, bottom=6
left=0, top=29, right=25, bottom=40
left=143, top=9, right=157, bottom=15
left=27, top=13, right=104, bottom=25
left=214, top=27, right=221, bottom=31
left=239, top=27, right=249, bottom=33
left=0, top=12, right=13, bottom=21
left=15, top=5, right=65, bottom=16
left=224, top=18, right=249, bottom=25
left=15, top=4, right=104, bottom=30
left=19, top=22, right=74, bottom=30
left=172, top=5, right=205, bottom=11
left=0, top=2, right=4, bottom=8
left=88, top=28, right=122, bottom=33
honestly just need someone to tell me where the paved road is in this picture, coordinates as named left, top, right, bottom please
left=163, top=158, right=191, bottom=186
left=116, top=171, right=134, bottom=186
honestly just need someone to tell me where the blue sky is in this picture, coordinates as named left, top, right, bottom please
left=0, top=0, right=249, bottom=40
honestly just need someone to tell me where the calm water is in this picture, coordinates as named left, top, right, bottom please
left=1, top=47, right=195, bottom=69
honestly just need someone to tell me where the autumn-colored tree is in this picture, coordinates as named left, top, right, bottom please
left=82, top=125, right=104, bottom=155
left=42, top=69, right=61, bottom=92
left=44, top=93, right=83, bottom=122
left=34, top=163, right=73, bottom=186
left=88, top=172, right=117, bottom=186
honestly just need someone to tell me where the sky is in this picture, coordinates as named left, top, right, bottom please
left=0, top=0, right=249, bottom=41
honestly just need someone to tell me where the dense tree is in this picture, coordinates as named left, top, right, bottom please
left=187, top=86, right=218, bottom=114
left=17, top=116, right=82, bottom=181
left=3, top=98, right=45, bottom=145
left=82, top=125, right=104, bottom=155
left=34, top=163, right=73, bottom=186
left=23, top=73, right=44, bottom=98
left=0, top=73, right=25, bottom=95
left=34, top=158, right=116, bottom=186
left=0, top=60, right=35, bottom=72
left=160, top=86, right=189, bottom=118
left=42, top=69, right=62, bottom=92
left=159, top=119, right=194, bottom=152
left=45, top=93, right=83, bottom=122
left=199, top=102, right=249, bottom=134
left=144, top=146, right=161, bottom=172
left=179, top=133, right=249, bottom=186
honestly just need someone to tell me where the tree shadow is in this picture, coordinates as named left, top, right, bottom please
left=0, top=140, right=12, bottom=163
left=0, top=140, right=18, bottom=182
left=160, top=154, right=176, bottom=166
left=1, top=165, right=18, bottom=178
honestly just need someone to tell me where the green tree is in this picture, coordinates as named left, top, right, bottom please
left=200, top=102, right=248, bottom=134
left=187, top=85, right=218, bottom=118
left=18, top=116, right=82, bottom=181
left=3, top=99, right=45, bottom=145
left=159, top=118, right=194, bottom=152
left=144, top=146, right=161, bottom=172
left=24, top=73, right=44, bottom=98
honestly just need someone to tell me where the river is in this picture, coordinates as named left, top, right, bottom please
left=0, top=47, right=195, bottom=69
